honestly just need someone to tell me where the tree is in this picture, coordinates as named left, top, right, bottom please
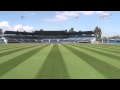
left=40, top=29, right=44, bottom=31
left=79, top=30, right=82, bottom=32
left=0, top=29, right=2, bottom=34
left=0, top=29, right=2, bottom=38
left=65, top=29, right=68, bottom=32
left=69, top=27, right=74, bottom=32
left=94, top=26, right=102, bottom=41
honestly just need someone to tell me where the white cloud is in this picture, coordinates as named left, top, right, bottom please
left=0, top=21, right=35, bottom=32
left=44, top=11, right=106, bottom=22
left=13, top=24, right=23, bottom=31
left=76, top=11, right=95, bottom=15
left=45, top=15, right=68, bottom=21
left=0, top=21, right=10, bottom=28
left=60, top=11, right=79, bottom=17
left=23, top=25, right=34, bottom=32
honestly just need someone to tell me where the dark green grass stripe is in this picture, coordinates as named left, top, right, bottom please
left=82, top=44, right=120, bottom=50
left=75, top=44, right=120, bottom=53
left=78, top=44, right=120, bottom=53
left=0, top=44, right=40, bottom=57
left=35, top=44, right=70, bottom=79
left=0, top=44, right=25, bottom=48
left=0, top=44, right=49, bottom=77
left=0, top=45, right=32, bottom=51
left=88, top=46, right=120, bottom=53
left=0, top=46, right=21, bottom=50
left=71, top=44, right=120, bottom=61
left=62, top=44, right=120, bottom=79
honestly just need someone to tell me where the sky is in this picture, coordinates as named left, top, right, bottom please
left=0, top=11, right=120, bottom=37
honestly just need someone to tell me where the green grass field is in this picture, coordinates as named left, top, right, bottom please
left=0, top=43, right=120, bottom=79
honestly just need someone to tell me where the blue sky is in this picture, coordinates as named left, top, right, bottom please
left=0, top=11, right=119, bottom=37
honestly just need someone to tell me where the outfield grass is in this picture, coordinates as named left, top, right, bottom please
left=0, top=43, right=120, bottom=79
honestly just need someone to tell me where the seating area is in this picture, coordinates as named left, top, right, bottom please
left=2, top=30, right=95, bottom=43
left=3, top=36, right=38, bottom=43
left=3, top=35, right=95, bottom=43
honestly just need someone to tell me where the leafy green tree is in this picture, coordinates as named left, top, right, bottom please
left=0, top=29, right=2, bottom=34
left=65, top=29, right=68, bottom=32
left=69, top=27, right=74, bottom=32
left=40, top=29, right=44, bottom=31
left=94, top=26, right=102, bottom=40
left=0, top=29, right=2, bottom=38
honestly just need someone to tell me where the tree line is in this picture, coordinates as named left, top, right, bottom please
left=0, top=29, right=2, bottom=38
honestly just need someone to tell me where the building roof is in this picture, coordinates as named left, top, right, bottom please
left=4, top=30, right=94, bottom=35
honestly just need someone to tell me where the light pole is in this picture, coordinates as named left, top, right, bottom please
left=107, top=17, right=110, bottom=44
left=99, top=13, right=112, bottom=44
left=99, top=15, right=104, bottom=44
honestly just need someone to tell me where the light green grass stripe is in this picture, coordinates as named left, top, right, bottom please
left=0, top=44, right=30, bottom=49
left=81, top=44, right=120, bottom=50
left=0, top=44, right=45, bottom=64
left=0, top=44, right=49, bottom=78
left=80, top=44, right=120, bottom=50
left=0, top=44, right=40, bottom=57
left=35, top=44, right=70, bottom=79
left=0, top=44, right=37, bottom=53
left=58, top=44, right=106, bottom=79
left=72, top=44, right=120, bottom=59
left=79, top=44, right=120, bottom=53
left=0, top=44, right=52, bottom=79
left=0, top=44, right=25, bottom=51
left=69, top=44, right=120, bottom=70
left=63, top=44, right=120, bottom=79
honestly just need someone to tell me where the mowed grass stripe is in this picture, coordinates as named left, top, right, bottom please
left=0, top=44, right=49, bottom=77
left=67, top=44, right=120, bottom=70
left=71, top=44, right=120, bottom=61
left=0, top=44, right=40, bottom=57
left=63, top=44, right=120, bottom=79
left=80, top=44, right=120, bottom=51
left=35, top=44, right=70, bottom=79
left=0, top=44, right=38, bottom=53
left=0, top=44, right=53, bottom=79
left=79, top=44, right=120, bottom=53
left=0, top=44, right=30, bottom=49
left=58, top=44, right=106, bottom=79
left=0, top=44, right=38, bottom=52
left=84, top=44, right=120, bottom=50
left=0, top=44, right=45, bottom=64
left=0, top=44, right=29, bottom=51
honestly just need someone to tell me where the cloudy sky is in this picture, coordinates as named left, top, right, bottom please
left=0, top=11, right=119, bottom=37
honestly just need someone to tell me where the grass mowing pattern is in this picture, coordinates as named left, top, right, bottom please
left=62, top=44, right=120, bottom=79
left=35, top=44, right=70, bottom=79
left=70, top=44, right=120, bottom=61
left=0, top=44, right=40, bottom=57
left=58, top=44, right=106, bottom=79
left=0, top=44, right=30, bottom=51
left=78, top=44, right=120, bottom=54
left=0, top=43, right=120, bottom=79
left=0, top=44, right=53, bottom=79
left=0, top=44, right=49, bottom=77
left=83, top=45, right=120, bottom=53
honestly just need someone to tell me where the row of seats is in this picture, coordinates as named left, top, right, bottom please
left=3, top=36, right=95, bottom=43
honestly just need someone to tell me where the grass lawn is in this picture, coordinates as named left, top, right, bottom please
left=0, top=43, right=120, bottom=79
